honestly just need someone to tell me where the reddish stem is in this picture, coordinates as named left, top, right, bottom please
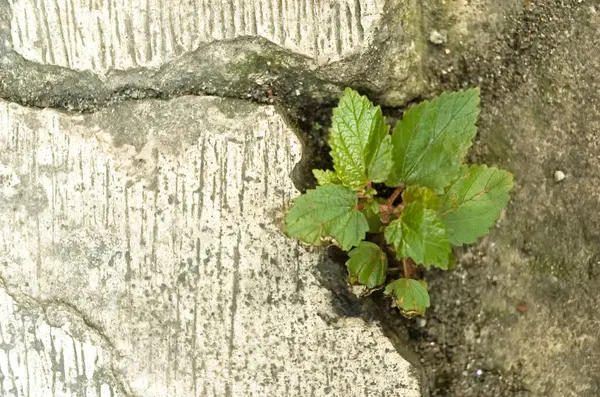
left=386, top=185, right=405, bottom=206
left=402, top=257, right=415, bottom=279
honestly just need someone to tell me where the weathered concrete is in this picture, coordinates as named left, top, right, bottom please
left=0, top=96, right=422, bottom=396
left=0, top=0, right=424, bottom=108
left=9, top=0, right=384, bottom=71
left=0, top=282, right=124, bottom=396
left=470, top=5, right=600, bottom=394
left=407, top=2, right=600, bottom=396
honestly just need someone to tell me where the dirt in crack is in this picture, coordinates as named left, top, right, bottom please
left=311, top=245, right=531, bottom=397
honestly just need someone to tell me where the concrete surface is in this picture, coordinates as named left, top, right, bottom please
left=2, top=0, right=600, bottom=396
left=9, top=0, right=385, bottom=71
left=0, top=96, right=422, bottom=396
left=402, top=1, right=600, bottom=396
left=0, top=0, right=424, bottom=108
left=0, top=283, right=124, bottom=396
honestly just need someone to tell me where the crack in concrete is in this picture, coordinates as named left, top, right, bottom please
left=0, top=274, right=141, bottom=397
left=0, top=0, right=423, bottom=113
left=0, top=36, right=345, bottom=113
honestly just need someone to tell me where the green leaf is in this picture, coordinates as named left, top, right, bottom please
left=285, top=185, right=368, bottom=251
left=346, top=242, right=388, bottom=289
left=387, top=89, right=480, bottom=192
left=440, top=164, right=513, bottom=246
left=447, top=251, right=457, bottom=271
left=329, top=88, right=392, bottom=189
left=365, top=113, right=393, bottom=183
left=313, top=169, right=341, bottom=186
left=402, top=185, right=441, bottom=210
left=385, top=278, right=430, bottom=316
left=384, top=202, right=451, bottom=269
left=362, top=201, right=383, bottom=233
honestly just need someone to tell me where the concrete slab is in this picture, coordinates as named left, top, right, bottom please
left=8, top=0, right=385, bottom=72
left=0, top=284, right=124, bottom=396
left=0, top=96, right=422, bottom=396
left=0, top=0, right=424, bottom=107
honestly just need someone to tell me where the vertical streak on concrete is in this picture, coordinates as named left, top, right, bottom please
left=7, top=0, right=384, bottom=73
left=0, top=97, right=422, bottom=397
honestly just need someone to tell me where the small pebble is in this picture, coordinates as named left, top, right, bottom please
left=554, top=170, right=566, bottom=182
left=429, top=30, right=447, bottom=45
left=476, top=369, right=483, bottom=376
left=416, top=318, right=427, bottom=328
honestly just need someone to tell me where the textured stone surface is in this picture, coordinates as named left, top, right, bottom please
left=0, top=284, right=124, bottom=396
left=1, top=0, right=424, bottom=107
left=0, top=96, right=422, bottom=396
left=470, top=6, right=600, bottom=394
left=9, top=0, right=384, bottom=72
left=409, top=2, right=600, bottom=396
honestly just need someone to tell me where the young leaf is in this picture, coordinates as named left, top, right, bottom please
left=387, top=89, right=480, bottom=192
left=346, top=242, right=388, bottom=289
left=285, top=185, right=368, bottom=251
left=366, top=115, right=393, bottom=183
left=440, top=164, right=513, bottom=246
left=329, top=88, right=392, bottom=189
left=402, top=185, right=441, bottom=210
left=385, top=278, right=430, bottom=316
left=313, top=169, right=341, bottom=186
left=384, top=202, right=451, bottom=269
left=362, top=201, right=383, bottom=233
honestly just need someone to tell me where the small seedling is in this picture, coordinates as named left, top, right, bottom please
left=285, top=88, right=513, bottom=317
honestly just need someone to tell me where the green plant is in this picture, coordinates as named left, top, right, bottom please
left=285, top=88, right=513, bottom=317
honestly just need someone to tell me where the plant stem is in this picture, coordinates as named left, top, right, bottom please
left=402, top=257, right=414, bottom=279
left=386, top=185, right=405, bottom=206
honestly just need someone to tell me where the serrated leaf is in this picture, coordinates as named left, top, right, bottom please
left=346, top=242, right=388, bottom=289
left=439, top=164, right=513, bottom=246
left=285, top=185, right=368, bottom=251
left=387, top=89, right=480, bottom=192
left=402, top=185, right=441, bottom=210
left=329, top=88, right=392, bottom=189
left=384, top=202, right=451, bottom=269
left=313, top=169, right=341, bottom=186
left=362, top=201, right=383, bottom=233
left=366, top=114, right=393, bottom=183
left=385, top=278, right=430, bottom=316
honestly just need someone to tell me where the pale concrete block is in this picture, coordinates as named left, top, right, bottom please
left=8, top=0, right=385, bottom=73
left=0, top=97, right=421, bottom=396
left=0, top=285, right=123, bottom=396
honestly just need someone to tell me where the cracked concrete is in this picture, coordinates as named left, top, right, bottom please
left=7, top=1, right=600, bottom=396
left=0, top=277, right=129, bottom=397
left=0, top=0, right=424, bottom=110
left=0, top=96, right=423, bottom=396
left=0, top=2, right=434, bottom=394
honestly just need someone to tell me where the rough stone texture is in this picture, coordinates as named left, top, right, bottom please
left=0, top=96, right=422, bottom=396
left=0, top=283, right=124, bottom=396
left=0, top=0, right=424, bottom=108
left=471, top=5, right=600, bottom=395
left=404, top=1, right=600, bottom=396
left=9, top=0, right=384, bottom=71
